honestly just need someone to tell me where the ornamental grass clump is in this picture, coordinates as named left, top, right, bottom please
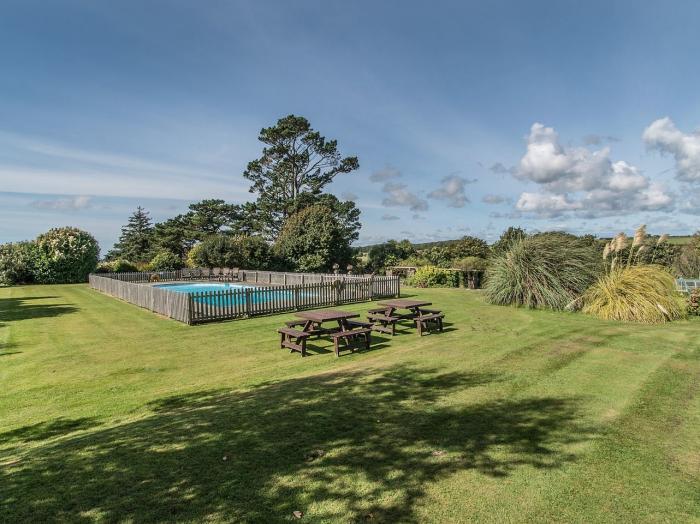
left=583, top=225, right=685, bottom=323
left=484, top=233, right=601, bottom=310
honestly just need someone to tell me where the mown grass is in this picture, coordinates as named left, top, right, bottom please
left=1, top=284, right=699, bottom=523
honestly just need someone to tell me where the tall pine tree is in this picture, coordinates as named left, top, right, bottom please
left=243, top=115, right=359, bottom=239
left=107, top=206, right=154, bottom=263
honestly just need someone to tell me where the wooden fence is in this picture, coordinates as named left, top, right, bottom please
left=89, top=271, right=400, bottom=324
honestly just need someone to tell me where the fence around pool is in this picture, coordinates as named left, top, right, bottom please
left=89, top=270, right=401, bottom=324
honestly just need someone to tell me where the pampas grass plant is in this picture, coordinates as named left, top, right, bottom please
left=484, top=233, right=601, bottom=310
left=582, top=265, right=686, bottom=323
left=585, top=225, right=685, bottom=323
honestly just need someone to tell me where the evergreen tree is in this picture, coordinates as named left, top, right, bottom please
left=108, top=206, right=153, bottom=262
left=243, top=115, right=359, bottom=239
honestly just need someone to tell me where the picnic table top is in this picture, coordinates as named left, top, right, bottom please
left=378, top=299, right=432, bottom=309
left=295, top=309, right=360, bottom=322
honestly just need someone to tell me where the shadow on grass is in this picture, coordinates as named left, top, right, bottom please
left=0, top=296, right=78, bottom=322
left=2, top=366, right=595, bottom=523
left=1, top=418, right=97, bottom=446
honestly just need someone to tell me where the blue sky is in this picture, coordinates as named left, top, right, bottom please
left=2, top=1, right=700, bottom=252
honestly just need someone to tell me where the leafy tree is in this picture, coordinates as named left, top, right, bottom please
left=674, top=232, right=700, bottom=278
left=151, top=215, right=196, bottom=260
left=148, top=251, right=184, bottom=271
left=243, top=115, right=359, bottom=238
left=273, top=205, right=354, bottom=272
left=187, top=199, right=243, bottom=238
left=367, top=240, right=415, bottom=272
left=447, top=236, right=490, bottom=259
left=0, top=241, right=39, bottom=285
left=34, top=227, right=100, bottom=284
left=192, top=235, right=271, bottom=269
left=491, top=226, right=527, bottom=255
left=108, top=206, right=153, bottom=263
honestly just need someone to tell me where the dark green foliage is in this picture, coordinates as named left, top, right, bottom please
left=0, top=241, right=39, bottom=285
left=454, top=256, right=488, bottom=271
left=187, top=199, right=243, bottom=239
left=406, top=266, right=459, bottom=287
left=108, top=207, right=153, bottom=263
left=491, top=226, right=527, bottom=255
left=111, top=260, right=138, bottom=273
left=33, top=227, right=100, bottom=284
left=151, top=215, right=195, bottom=260
left=273, top=205, right=353, bottom=272
left=447, top=236, right=491, bottom=259
left=674, top=233, right=700, bottom=278
left=193, top=235, right=271, bottom=269
left=367, top=240, right=415, bottom=272
left=688, top=289, right=700, bottom=316
left=485, top=233, right=602, bottom=310
left=243, top=115, right=359, bottom=238
left=422, top=246, right=454, bottom=268
left=94, top=259, right=138, bottom=273
left=148, top=252, right=184, bottom=271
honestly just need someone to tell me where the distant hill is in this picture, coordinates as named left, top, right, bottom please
left=357, top=234, right=695, bottom=251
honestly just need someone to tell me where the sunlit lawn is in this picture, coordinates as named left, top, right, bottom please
left=1, top=284, right=699, bottom=522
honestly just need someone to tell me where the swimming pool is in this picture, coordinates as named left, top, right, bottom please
left=154, top=282, right=295, bottom=306
left=154, top=283, right=254, bottom=293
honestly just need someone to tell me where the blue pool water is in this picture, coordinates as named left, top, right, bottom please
left=154, top=282, right=294, bottom=306
left=154, top=283, right=254, bottom=294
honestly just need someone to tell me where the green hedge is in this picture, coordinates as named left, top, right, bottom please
left=406, top=265, right=459, bottom=288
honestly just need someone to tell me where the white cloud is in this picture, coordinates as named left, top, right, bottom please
left=382, top=181, right=428, bottom=212
left=512, top=122, right=675, bottom=218
left=381, top=214, right=399, bottom=221
left=0, top=131, right=250, bottom=201
left=369, top=166, right=401, bottom=182
left=427, top=174, right=471, bottom=208
left=516, top=193, right=581, bottom=215
left=643, top=117, right=700, bottom=182
left=29, top=195, right=93, bottom=211
left=482, top=194, right=507, bottom=204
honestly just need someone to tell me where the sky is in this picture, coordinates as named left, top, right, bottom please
left=2, top=0, right=700, bottom=253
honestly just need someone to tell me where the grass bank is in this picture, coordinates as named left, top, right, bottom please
left=1, top=284, right=698, bottom=522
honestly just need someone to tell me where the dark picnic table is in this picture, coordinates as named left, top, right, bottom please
left=294, top=309, right=361, bottom=335
left=292, top=309, right=369, bottom=356
left=376, top=299, right=432, bottom=319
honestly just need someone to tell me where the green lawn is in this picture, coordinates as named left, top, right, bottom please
left=1, top=285, right=699, bottom=523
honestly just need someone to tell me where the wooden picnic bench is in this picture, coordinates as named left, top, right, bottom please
left=282, top=309, right=371, bottom=357
left=366, top=312, right=400, bottom=335
left=414, top=312, right=445, bottom=336
left=277, top=327, right=312, bottom=357
left=375, top=300, right=446, bottom=336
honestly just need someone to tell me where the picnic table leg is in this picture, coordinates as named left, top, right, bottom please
left=334, top=337, right=340, bottom=357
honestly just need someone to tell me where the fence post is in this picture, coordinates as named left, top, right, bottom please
left=294, top=285, right=300, bottom=310
left=187, top=294, right=194, bottom=325
left=244, top=288, right=252, bottom=317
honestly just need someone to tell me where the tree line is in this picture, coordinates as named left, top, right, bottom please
left=106, top=115, right=361, bottom=273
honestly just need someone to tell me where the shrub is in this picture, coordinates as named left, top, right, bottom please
left=674, top=233, right=700, bottom=278
left=93, top=259, right=138, bottom=273
left=0, top=241, right=39, bottom=285
left=34, top=227, right=99, bottom=284
left=583, top=265, right=686, bottom=323
left=274, top=205, right=353, bottom=272
left=491, top=226, right=527, bottom=256
left=688, top=289, right=700, bottom=316
left=484, top=233, right=601, bottom=310
left=448, top=236, right=491, bottom=259
left=148, top=251, right=184, bottom=271
left=455, top=256, right=488, bottom=271
left=193, top=234, right=270, bottom=269
left=406, top=266, right=459, bottom=288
